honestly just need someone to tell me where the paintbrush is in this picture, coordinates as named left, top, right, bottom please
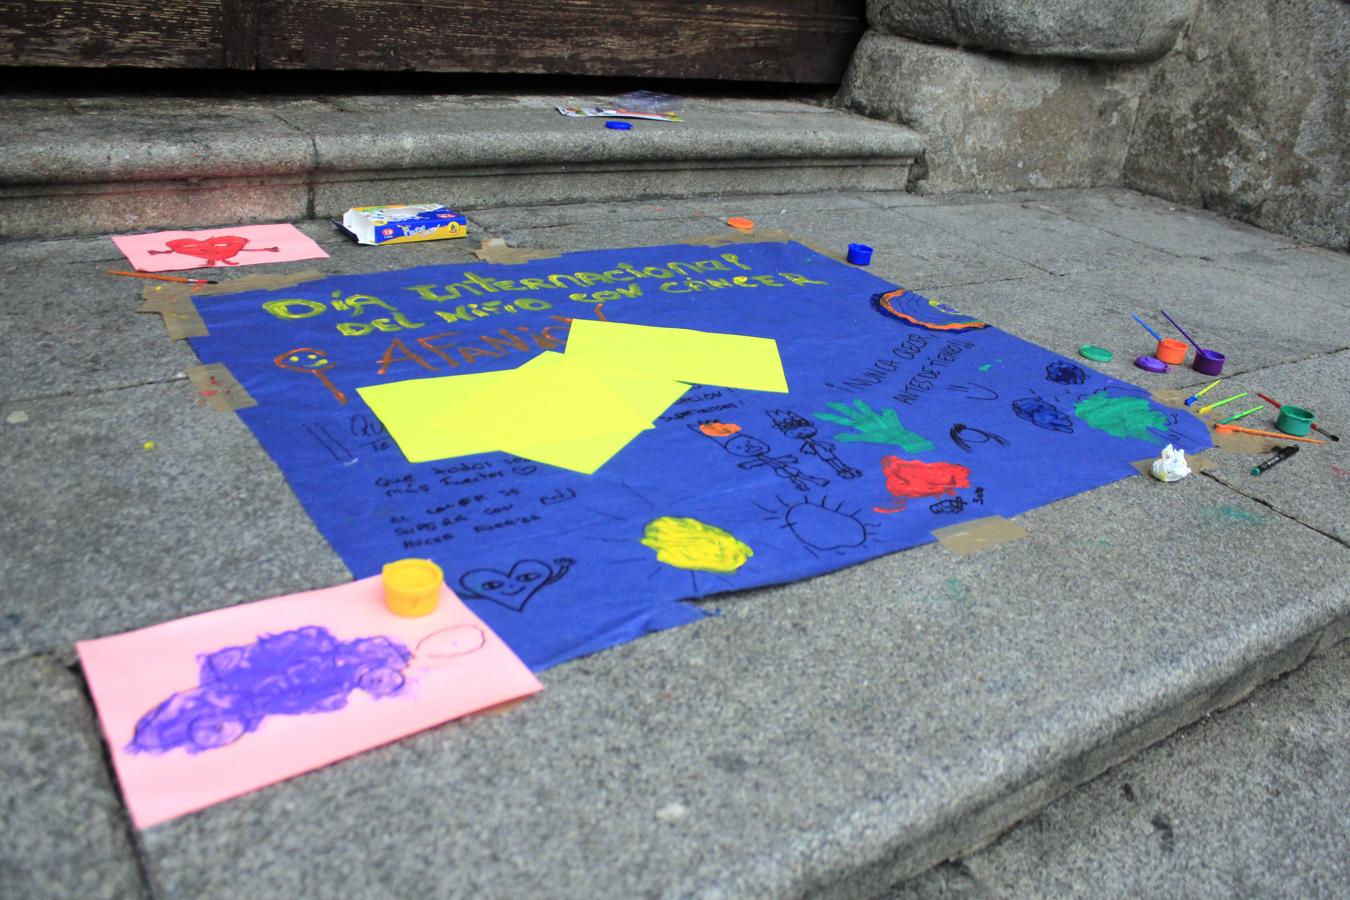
left=1214, top=424, right=1326, bottom=444
left=1184, top=379, right=1222, bottom=406
left=1131, top=314, right=1162, bottom=342
left=1216, top=405, right=1264, bottom=425
left=1197, top=391, right=1248, bottom=415
left=110, top=269, right=217, bottom=285
left=1159, top=308, right=1202, bottom=351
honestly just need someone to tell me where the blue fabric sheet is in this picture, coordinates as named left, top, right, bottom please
left=187, top=241, right=1210, bottom=670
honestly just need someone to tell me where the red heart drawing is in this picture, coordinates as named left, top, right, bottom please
left=161, top=236, right=250, bottom=265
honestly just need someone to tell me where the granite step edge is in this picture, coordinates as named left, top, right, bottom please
left=722, top=608, right=1350, bottom=899
left=0, top=101, right=924, bottom=187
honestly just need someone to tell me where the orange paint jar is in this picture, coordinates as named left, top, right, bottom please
left=1155, top=339, right=1188, bottom=365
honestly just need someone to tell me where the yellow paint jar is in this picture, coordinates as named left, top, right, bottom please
left=382, top=559, right=443, bottom=617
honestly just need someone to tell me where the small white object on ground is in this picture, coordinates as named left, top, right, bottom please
left=1151, top=444, right=1191, bottom=482
left=655, top=801, right=689, bottom=823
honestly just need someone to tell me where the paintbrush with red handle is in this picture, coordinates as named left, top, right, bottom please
left=1255, top=393, right=1339, bottom=441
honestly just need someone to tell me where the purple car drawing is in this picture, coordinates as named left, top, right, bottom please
left=128, top=625, right=412, bottom=755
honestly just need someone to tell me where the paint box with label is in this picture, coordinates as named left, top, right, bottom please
left=340, top=204, right=468, bottom=246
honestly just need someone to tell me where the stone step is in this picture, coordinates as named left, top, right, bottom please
left=3, top=185, right=1347, bottom=898
left=0, top=94, right=922, bottom=239
left=892, top=637, right=1350, bottom=898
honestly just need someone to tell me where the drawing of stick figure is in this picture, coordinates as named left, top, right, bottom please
left=765, top=409, right=861, bottom=479
left=689, top=424, right=828, bottom=492
left=275, top=348, right=348, bottom=405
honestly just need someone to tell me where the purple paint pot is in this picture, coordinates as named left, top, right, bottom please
left=1192, top=348, right=1226, bottom=375
left=1134, top=356, right=1168, bottom=373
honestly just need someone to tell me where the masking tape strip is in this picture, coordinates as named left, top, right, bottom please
left=136, top=284, right=207, bottom=341
left=185, top=363, right=257, bottom=412
left=1210, top=428, right=1283, bottom=454
left=1129, top=450, right=1217, bottom=478
left=195, top=269, right=327, bottom=296
left=677, top=227, right=848, bottom=263
left=1149, top=387, right=1194, bottom=409
left=931, top=515, right=1029, bottom=556
left=471, top=229, right=844, bottom=266
left=472, top=238, right=562, bottom=265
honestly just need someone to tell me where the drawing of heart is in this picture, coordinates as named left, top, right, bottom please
left=148, top=236, right=280, bottom=266
left=458, top=558, right=573, bottom=612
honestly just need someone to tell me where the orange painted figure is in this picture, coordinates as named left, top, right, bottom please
left=275, top=348, right=348, bottom=405
left=698, top=421, right=742, bottom=437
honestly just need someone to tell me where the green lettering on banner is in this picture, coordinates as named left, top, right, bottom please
left=782, top=272, right=828, bottom=287
left=263, top=298, right=326, bottom=320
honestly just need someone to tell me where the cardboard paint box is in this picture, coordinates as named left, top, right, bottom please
left=341, top=204, right=468, bottom=246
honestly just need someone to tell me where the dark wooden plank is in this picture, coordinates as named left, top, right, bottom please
left=0, top=0, right=227, bottom=68
left=220, top=0, right=260, bottom=70
left=258, top=0, right=865, bottom=83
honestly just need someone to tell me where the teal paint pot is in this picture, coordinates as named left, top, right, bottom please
left=1276, top=405, right=1314, bottom=436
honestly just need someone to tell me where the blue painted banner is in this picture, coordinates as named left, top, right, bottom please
left=188, top=241, right=1210, bottom=670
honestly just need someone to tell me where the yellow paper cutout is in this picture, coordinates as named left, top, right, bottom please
left=564, top=319, right=788, bottom=393
left=494, top=354, right=689, bottom=473
left=357, top=353, right=686, bottom=472
left=356, top=370, right=510, bottom=462
left=448, top=353, right=654, bottom=450
left=357, top=323, right=780, bottom=473
left=500, top=425, right=650, bottom=475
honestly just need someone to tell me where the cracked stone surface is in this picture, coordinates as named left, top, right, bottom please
left=891, top=639, right=1350, bottom=899
left=0, top=187, right=1345, bottom=898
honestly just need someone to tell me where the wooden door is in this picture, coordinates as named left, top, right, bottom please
left=1, top=0, right=866, bottom=84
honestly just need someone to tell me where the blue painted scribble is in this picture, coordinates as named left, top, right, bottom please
left=128, top=626, right=412, bottom=755
left=1044, top=361, right=1087, bottom=385
left=1011, top=397, right=1074, bottom=433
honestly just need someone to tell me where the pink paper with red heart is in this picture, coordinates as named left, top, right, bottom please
left=112, top=224, right=329, bottom=272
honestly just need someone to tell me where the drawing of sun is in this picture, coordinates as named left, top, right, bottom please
left=640, top=516, right=753, bottom=573
left=757, top=495, right=878, bottom=555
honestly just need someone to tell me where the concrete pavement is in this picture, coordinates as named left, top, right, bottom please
left=892, top=638, right=1350, bottom=899
left=1, top=186, right=1346, bottom=897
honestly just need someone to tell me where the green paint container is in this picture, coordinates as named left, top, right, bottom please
left=1276, top=405, right=1314, bottom=437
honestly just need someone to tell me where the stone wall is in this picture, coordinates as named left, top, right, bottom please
left=838, top=0, right=1187, bottom=195
left=869, top=0, right=1192, bottom=62
left=837, top=0, right=1348, bottom=250
left=841, top=33, right=1146, bottom=194
left=1124, top=0, right=1348, bottom=250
